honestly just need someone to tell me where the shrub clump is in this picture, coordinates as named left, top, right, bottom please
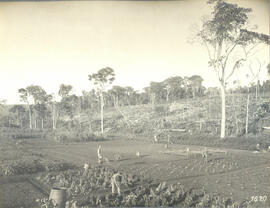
left=53, top=129, right=107, bottom=143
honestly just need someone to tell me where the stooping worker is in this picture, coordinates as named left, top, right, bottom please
left=111, top=171, right=123, bottom=195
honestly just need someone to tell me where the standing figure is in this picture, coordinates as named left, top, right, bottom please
left=97, top=145, right=102, bottom=164
left=111, top=172, right=122, bottom=195
left=202, top=147, right=208, bottom=163
left=166, top=134, right=171, bottom=148
left=154, top=135, right=158, bottom=143
left=83, top=163, right=89, bottom=176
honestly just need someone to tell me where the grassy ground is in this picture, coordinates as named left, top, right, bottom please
left=163, top=132, right=270, bottom=151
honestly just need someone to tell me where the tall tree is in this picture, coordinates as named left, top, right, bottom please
left=163, top=76, right=185, bottom=102
left=18, top=85, right=48, bottom=129
left=9, top=105, right=26, bottom=128
left=47, top=94, right=59, bottom=130
left=194, top=0, right=270, bottom=138
left=26, top=85, right=48, bottom=129
left=18, top=88, right=33, bottom=129
left=124, top=86, right=136, bottom=105
left=189, top=75, right=204, bottom=98
left=60, top=94, right=79, bottom=128
left=108, top=86, right=126, bottom=106
left=182, top=77, right=193, bottom=98
left=88, top=67, right=115, bottom=134
left=58, top=84, right=73, bottom=99
left=149, top=82, right=166, bottom=104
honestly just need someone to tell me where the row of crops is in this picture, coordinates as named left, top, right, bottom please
left=36, top=165, right=253, bottom=208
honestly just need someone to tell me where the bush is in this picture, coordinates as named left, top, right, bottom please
left=53, top=129, right=107, bottom=143
left=0, top=160, right=75, bottom=176
left=0, top=160, right=44, bottom=176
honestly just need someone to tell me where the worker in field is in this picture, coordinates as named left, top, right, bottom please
left=111, top=171, right=123, bottom=195
left=97, top=145, right=102, bottom=164
left=83, top=163, right=89, bottom=176
left=154, top=135, right=158, bottom=143
left=166, top=134, right=172, bottom=148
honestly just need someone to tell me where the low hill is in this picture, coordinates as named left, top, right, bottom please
left=88, top=94, right=270, bottom=139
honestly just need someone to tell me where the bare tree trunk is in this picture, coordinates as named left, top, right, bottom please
left=255, top=82, right=258, bottom=101
left=255, top=83, right=258, bottom=102
left=150, top=93, right=155, bottom=110
left=52, top=110, right=56, bottom=130
left=233, top=95, right=239, bottom=136
left=208, top=96, right=211, bottom=119
left=220, top=85, right=226, bottom=138
left=100, top=93, right=104, bottom=134
left=28, top=104, right=32, bottom=129
left=192, top=90, right=195, bottom=98
left=166, top=89, right=170, bottom=115
left=245, top=92, right=250, bottom=136
left=166, top=88, right=170, bottom=103
left=41, top=118, right=44, bottom=129
left=52, top=103, right=58, bottom=130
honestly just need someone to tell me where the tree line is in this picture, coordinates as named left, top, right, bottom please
left=1, top=67, right=269, bottom=132
left=2, top=72, right=205, bottom=130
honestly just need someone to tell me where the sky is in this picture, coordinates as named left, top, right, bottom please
left=0, top=0, right=269, bottom=104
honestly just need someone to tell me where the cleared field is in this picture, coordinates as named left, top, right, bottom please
left=34, top=139, right=270, bottom=205
left=0, top=177, right=46, bottom=208
left=0, top=136, right=270, bottom=207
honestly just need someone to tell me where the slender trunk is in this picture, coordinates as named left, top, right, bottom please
left=52, top=103, right=55, bottom=130
left=245, top=92, right=250, bottom=136
left=151, top=93, right=155, bottom=110
left=28, top=104, right=32, bottom=129
left=100, top=93, right=104, bottom=134
left=255, top=82, right=258, bottom=101
left=52, top=103, right=58, bottom=130
left=208, top=96, right=211, bottom=119
left=256, top=81, right=260, bottom=102
left=166, top=90, right=170, bottom=103
left=233, top=95, right=238, bottom=136
left=54, top=112, right=57, bottom=130
left=220, top=85, right=226, bottom=139
left=41, top=118, right=44, bottom=129
left=52, top=112, right=55, bottom=130
left=166, top=90, right=170, bottom=115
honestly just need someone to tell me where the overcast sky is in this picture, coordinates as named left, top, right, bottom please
left=0, top=0, right=269, bottom=104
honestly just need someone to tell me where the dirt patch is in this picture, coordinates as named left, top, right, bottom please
left=0, top=179, right=46, bottom=208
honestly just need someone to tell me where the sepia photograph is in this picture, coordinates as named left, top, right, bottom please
left=0, top=0, right=269, bottom=207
